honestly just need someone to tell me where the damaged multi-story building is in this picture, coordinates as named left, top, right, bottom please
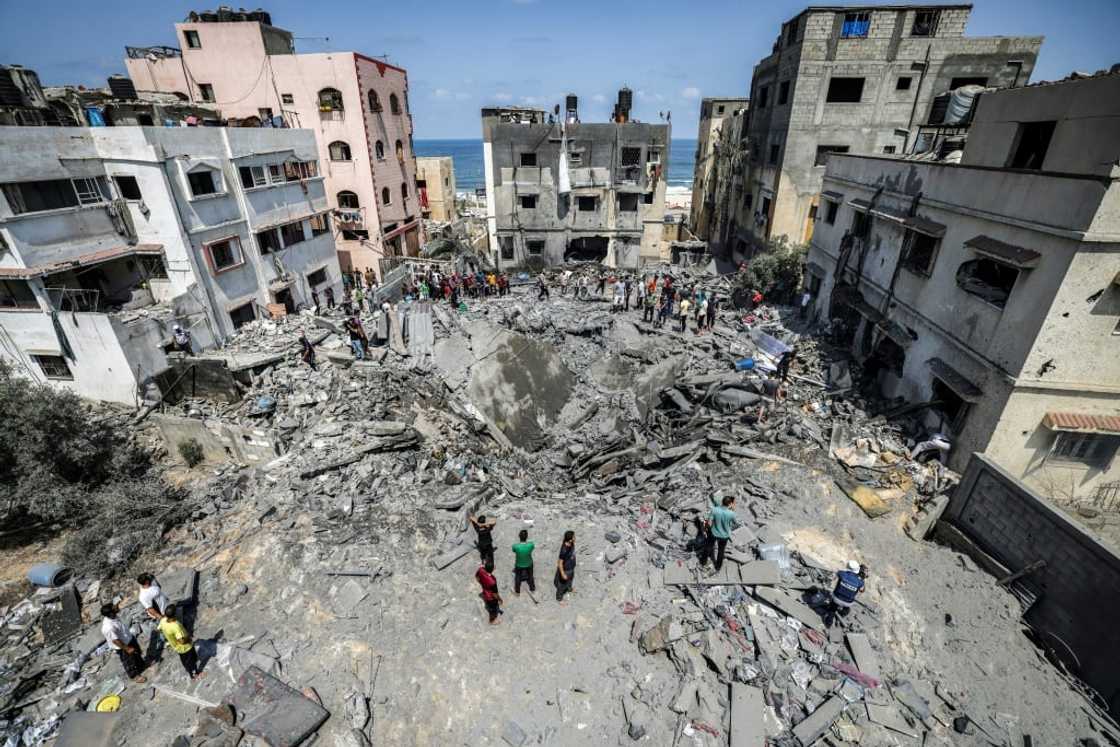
left=807, top=70, right=1120, bottom=501
left=0, top=125, right=341, bottom=404
left=415, top=156, right=457, bottom=223
left=481, top=91, right=670, bottom=268
left=689, top=97, right=748, bottom=241
left=729, top=4, right=1042, bottom=256
left=124, top=7, right=422, bottom=277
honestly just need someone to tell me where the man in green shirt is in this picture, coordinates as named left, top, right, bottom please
left=511, top=529, right=536, bottom=595
left=705, top=495, right=740, bottom=571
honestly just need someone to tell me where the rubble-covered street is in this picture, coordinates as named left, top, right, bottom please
left=1, top=264, right=1115, bottom=747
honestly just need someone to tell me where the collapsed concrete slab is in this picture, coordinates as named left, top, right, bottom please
left=224, top=666, right=329, bottom=747
left=730, top=684, right=767, bottom=747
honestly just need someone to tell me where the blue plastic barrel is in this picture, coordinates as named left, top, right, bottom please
left=27, top=563, right=72, bottom=587
left=735, top=357, right=756, bottom=371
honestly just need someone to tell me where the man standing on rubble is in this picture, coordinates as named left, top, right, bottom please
left=678, top=294, right=691, bottom=333
left=824, top=561, right=866, bottom=627
left=158, top=604, right=203, bottom=681
left=642, top=286, right=656, bottom=323
left=555, top=530, right=577, bottom=603
left=476, top=559, right=503, bottom=625
left=704, top=495, right=739, bottom=571
left=777, top=346, right=797, bottom=383
left=137, top=573, right=169, bottom=621
left=299, top=334, right=317, bottom=370
left=101, top=603, right=147, bottom=683
left=346, top=316, right=367, bottom=360
left=512, top=529, right=536, bottom=596
left=468, top=513, right=496, bottom=567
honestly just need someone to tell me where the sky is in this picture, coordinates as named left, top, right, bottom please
left=1, top=0, right=1117, bottom=139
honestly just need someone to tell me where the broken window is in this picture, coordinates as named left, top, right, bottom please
left=341, top=229, right=369, bottom=241
left=824, top=200, right=839, bottom=225
left=389, top=93, right=401, bottom=115
left=851, top=209, right=872, bottom=239
left=778, top=81, right=790, bottom=105
left=577, top=196, right=597, bottom=212
left=375, top=141, right=385, bottom=160
left=329, top=141, right=352, bottom=161
left=621, top=147, right=642, bottom=166
left=902, top=229, right=940, bottom=276
left=0, top=279, right=38, bottom=309
left=500, top=237, right=514, bottom=260
left=401, top=183, right=408, bottom=201
left=337, top=191, right=360, bottom=209
left=187, top=169, right=219, bottom=197
left=258, top=107, right=273, bottom=122
left=814, top=145, right=849, bottom=166
left=618, top=194, right=639, bottom=212
left=32, top=354, right=72, bottom=380
left=744, top=192, right=753, bottom=210
left=757, top=86, right=769, bottom=108
left=198, top=83, right=215, bottom=103
left=283, top=161, right=317, bottom=181
left=957, top=258, right=1019, bottom=308
left=841, top=11, right=871, bottom=38
left=228, top=301, right=256, bottom=329
left=368, top=90, right=381, bottom=112
left=527, top=240, right=544, bottom=255
left=519, top=152, right=537, bottom=167
left=896, top=76, right=912, bottom=91
left=826, top=77, right=865, bottom=103
left=309, top=213, right=330, bottom=236
left=318, top=88, right=344, bottom=111
left=1052, top=432, right=1120, bottom=467
left=239, top=166, right=268, bottom=189
left=768, top=143, right=781, bottom=165
left=1008, top=121, right=1056, bottom=170
left=911, top=10, right=939, bottom=36
left=950, top=77, right=988, bottom=90
left=72, top=177, right=110, bottom=206
left=643, top=192, right=654, bottom=205
left=268, top=164, right=284, bottom=184
left=716, top=105, right=725, bottom=115
left=281, top=93, right=294, bottom=105
left=648, top=149, right=661, bottom=164
left=568, top=148, right=583, bottom=166
left=307, top=267, right=328, bottom=287
left=255, top=228, right=281, bottom=255
left=882, top=145, right=897, bottom=154
left=931, top=378, right=968, bottom=430
left=207, top=237, right=243, bottom=272
left=184, top=29, right=202, bottom=48
left=519, top=195, right=537, bottom=209
left=281, top=221, right=305, bottom=247
left=381, top=187, right=391, bottom=205
left=2, top=179, right=79, bottom=214
left=395, top=140, right=404, bottom=161
left=114, top=175, right=142, bottom=200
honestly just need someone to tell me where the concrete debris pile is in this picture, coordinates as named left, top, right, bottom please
left=0, top=263, right=1113, bottom=746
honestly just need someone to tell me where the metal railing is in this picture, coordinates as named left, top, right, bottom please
left=1092, top=481, right=1120, bottom=513
left=44, top=287, right=101, bottom=313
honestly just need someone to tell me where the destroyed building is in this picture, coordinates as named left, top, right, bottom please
left=728, top=4, right=1042, bottom=257
left=415, top=156, right=457, bottom=223
left=124, top=8, right=424, bottom=275
left=807, top=70, right=1120, bottom=500
left=0, top=125, right=341, bottom=404
left=690, top=97, right=749, bottom=241
left=481, top=90, right=671, bottom=269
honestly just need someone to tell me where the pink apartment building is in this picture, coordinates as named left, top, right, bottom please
left=125, top=9, right=422, bottom=278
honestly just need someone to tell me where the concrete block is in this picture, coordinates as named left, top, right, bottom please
left=430, top=540, right=477, bottom=570
left=865, top=701, right=920, bottom=737
left=224, top=666, right=329, bottom=747
left=160, top=568, right=199, bottom=606
left=730, top=684, right=767, bottom=747
left=55, top=712, right=119, bottom=747
left=792, top=695, right=846, bottom=746
left=754, top=587, right=823, bottom=630
left=846, top=632, right=881, bottom=680
left=738, top=561, right=782, bottom=585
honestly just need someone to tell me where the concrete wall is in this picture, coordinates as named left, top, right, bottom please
left=482, top=116, right=670, bottom=268
left=690, top=98, right=749, bottom=240
left=416, top=156, right=457, bottom=222
left=151, top=413, right=283, bottom=466
left=743, top=5, right=1042, bottom=246
left=943, top=453, right=1120, bottom=715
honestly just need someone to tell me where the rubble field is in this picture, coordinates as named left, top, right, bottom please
left=1, top=264, right=1115, bottom=747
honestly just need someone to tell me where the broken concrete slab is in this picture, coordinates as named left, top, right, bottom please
left=730, top=684, right=767, bottom=747
left=836, top=479, right=898, bottom=518
left=431, top=537, right=476, bottom=570
left=738, top=560, right=782, bottom=585
left=332, top=578, right=368, bottom=617
left=55, top=711, right=119, bottom=747
left=754, top=587, right=823, bottom=630
left=866, top=701, right=921, bottom=738
left=846, top=633, right=881, bottom=681
left=224, top=666, right=329, bottom=747
left=501, top=719, right=528, bottom=746
left=160, top=568, right=199, bottom=606
left=792, top=695, right=846, bottom=746
left=41, top=584, right=81, bottom=645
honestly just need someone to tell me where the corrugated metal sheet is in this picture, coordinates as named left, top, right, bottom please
left=1043, top=411, right=1120, bottom=434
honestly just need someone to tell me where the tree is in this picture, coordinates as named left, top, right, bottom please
left=736, top=236, right=809, bottom=304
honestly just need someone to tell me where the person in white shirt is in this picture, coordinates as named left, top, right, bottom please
left=101, top=603, right=146, bottom=682
left=137, top=573, right=169, bottom=620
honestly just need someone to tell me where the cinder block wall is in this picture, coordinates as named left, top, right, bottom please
left=944, top=453, right=1120, bottom=715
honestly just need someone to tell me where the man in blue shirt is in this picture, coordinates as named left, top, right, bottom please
left=703, top=495, right=739, bottom=572
left=825, top=560, right=866, bottom=627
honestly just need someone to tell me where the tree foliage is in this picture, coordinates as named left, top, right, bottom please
left=736, top=236, right=809, bottom=304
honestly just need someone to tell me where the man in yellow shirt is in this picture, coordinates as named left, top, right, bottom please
left=157, top=605, right=203, bottom=680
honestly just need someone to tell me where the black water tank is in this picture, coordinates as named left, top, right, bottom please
left=617, top=87, right=633, bottom=114
left=108, top=75, right=138, bottom=100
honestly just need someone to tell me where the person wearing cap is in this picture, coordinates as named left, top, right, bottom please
left=825, top=560, right=867, bottom=627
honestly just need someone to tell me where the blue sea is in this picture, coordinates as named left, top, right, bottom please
left=415, top=138, right=697, bottom=194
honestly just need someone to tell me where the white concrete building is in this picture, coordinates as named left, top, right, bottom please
left=806, top=71, right=1120, bottom=502
left=0, top=126, right=341, bottom=405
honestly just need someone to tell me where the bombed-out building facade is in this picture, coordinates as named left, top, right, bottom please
left=481, top=91, right=670, bottom=269
left=807, top=71, right=1120, bottom=500
left=732, top=4, right=1042, bottom=256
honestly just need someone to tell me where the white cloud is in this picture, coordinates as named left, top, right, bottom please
left=591, top=93, right=606, bottom=103
left=681, top=86, right=701, bottom=99
left=432, top=88, right=451, bottom=99
left=494, top=92, right=513, bottom=102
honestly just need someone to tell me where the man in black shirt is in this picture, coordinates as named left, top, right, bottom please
left=468, top=513, right=496, bottom=567
left=555, top=530, right=577, bottom=603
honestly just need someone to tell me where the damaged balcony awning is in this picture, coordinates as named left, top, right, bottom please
left=821, top=190, right=844, bottom=202
left=927, top=357, right=983, bottom=402
left=868, top=204, right=947, bottom=237
left=0, top=244, right=164, bottom=280
left=963, top=235, right=1040, bottom=268
left=848, top=198, right=873, bottom=212
left=1042, top=411, right=1120, bottom=435
left=847, top=297, right=883, bottom=323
